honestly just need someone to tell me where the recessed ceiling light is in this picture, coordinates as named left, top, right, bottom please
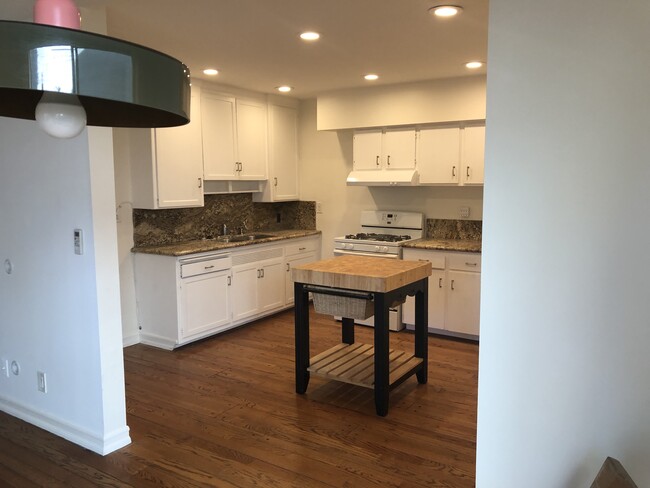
left=277, top=86, right=293, bottom=93
left=429, top=5, right=463, bottom=17
left=203, top=68, right=219, bottom=76
left=300, top=31, right=320, bottom=41
left=364, top=74, right=379, bottom=81
left=465, top=61, right=483, bottom=69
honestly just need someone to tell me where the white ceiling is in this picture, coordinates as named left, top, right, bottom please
left=2, top=0, right=489, bottom=99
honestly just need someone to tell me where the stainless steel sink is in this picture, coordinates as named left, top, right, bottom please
left=216, top=233, right=274, bottom=243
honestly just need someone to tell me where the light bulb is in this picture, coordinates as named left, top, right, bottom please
left=35, top=92, right=87, bottom=139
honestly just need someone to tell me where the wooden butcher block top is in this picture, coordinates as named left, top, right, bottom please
left=292, top=255, right=432, bottom=293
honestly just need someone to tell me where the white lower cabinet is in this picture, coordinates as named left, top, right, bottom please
left=180, top=269, right=231, bottom=340
left=135, top=235, right=321, bottom=349
left=284, top=237, right=320, bottom=305
left=230, top=247, right=285, bottom=323
left=402, top=248, right=481, bottom=338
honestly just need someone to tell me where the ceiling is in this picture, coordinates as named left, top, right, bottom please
left=1, top=0, right=489, bottom=99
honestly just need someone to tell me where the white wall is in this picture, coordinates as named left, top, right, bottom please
left=317, top=76, right=486, bottom=130
left=298, top=99, right=483, bottom=257
left=0, top=118, right=130, bottom=454
left=476, top=1, right=650, bottom=486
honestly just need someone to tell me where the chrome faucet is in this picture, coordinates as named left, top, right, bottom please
left=221, top=223, right=228, bottom=236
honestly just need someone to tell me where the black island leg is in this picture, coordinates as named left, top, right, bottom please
left=341, top=317, right=355, bottom=344
left=373, top=292, right=390, bottom=416
left=294, top=282, right=310, bottom=394
left=415, top=278, right=429, bottom=384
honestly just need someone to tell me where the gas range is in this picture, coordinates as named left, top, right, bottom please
left=334, top=211, right=424, bottom=257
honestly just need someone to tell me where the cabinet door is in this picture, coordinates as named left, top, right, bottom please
left=231, top=263, right=260, bottom=322
left=236, top=99, right=267, bottom=179
left=285, top=253, right=316, bottom=305
left=269, top=104, right=299, bottom=201
left=403, top=269, right=446, bottom=328
left=353, top=130, right=383, bottom=170
left=461, top=126, right=485, bottom=185
left=383, top=128, right=416, bottom=169
left=179, top=270, right=230, bottom=341
left=153, top=91, right=204, bottom=208
left=417, top=127, right=461, bottom=185
left=258, top=258, right=285, bottom=312
left=446, top=270, right=481, bottom=335
left=202, top=93, right=238, bottom=179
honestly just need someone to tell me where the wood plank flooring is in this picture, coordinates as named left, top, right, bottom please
left=0, top=307, right=479, bottom=487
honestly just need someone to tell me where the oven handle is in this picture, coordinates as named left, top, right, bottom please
left=334, top=249, right=400, bottom=259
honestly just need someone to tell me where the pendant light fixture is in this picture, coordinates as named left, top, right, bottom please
left=0, top=0, right=191, bottom=139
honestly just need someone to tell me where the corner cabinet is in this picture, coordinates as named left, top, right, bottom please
left=417, top=125, right=485, bottom=186
left=201, top=91, right=267, bottom=181
left=134, top=234, right=321, bottom=350
left=126, top=88, right=204, bottom=209
left=254, top=102, right=300, bottom=202
left=402, top=248, right=481, bottom=338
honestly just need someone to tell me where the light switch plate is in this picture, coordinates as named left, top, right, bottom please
left=74, top=229, right=84, bottom=255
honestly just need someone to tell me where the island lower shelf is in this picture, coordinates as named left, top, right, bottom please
left=308, top=343, right=423, bottom=389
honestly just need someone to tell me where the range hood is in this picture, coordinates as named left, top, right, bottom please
left=346, top=169, right=420, bottom=186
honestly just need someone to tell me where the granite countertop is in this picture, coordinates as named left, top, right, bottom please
left=132, top=229, right=321, bottom=256
left=402, top=238, right=482, bottom=253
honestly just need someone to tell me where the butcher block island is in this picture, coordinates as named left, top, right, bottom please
left=292, top=255, right=432, bottom=416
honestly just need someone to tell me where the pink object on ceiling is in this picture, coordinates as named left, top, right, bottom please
left=33, top=0, right=81, bottom=29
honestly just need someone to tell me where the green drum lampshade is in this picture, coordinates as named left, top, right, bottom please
left=0, top=20, right=191, bottom=130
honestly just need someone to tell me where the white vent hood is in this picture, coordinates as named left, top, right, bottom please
left=346, top=169, right=419, bottom=186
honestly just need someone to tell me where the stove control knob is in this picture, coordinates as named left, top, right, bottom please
left=375, top=245, right=381, bottom=252
left=349, top=244, right=355, bottom=250
left=382, top=246, right=389, bottom=252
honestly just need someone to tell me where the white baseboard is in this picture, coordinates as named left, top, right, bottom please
left=0, top=396, right=131, bottom=455
left=122, top=332, right=140, bottom=348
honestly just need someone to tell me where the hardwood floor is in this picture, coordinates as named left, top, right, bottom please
left=0, top=308, right=479, bottom=487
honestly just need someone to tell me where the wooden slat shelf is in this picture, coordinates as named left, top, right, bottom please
left=308, top=343, right=423, bottom=389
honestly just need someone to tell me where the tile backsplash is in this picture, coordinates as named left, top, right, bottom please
left=133, top=194, right=316, bottom=247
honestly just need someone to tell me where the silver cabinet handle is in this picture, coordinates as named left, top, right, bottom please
left=438, top=277, right=443, bottom=288
left=375, top=155, right=380, bottom=166
left=227, top=276, right=231, bottom=286
left=418, top=259, right=430, bottom=262
left=386, top=155, right=391, bottom=166
left=204, top=265, right=214, bottom=270
left=451, top=279, right=455, bottom=290
left=257, top=269, right=261, bottom=278
left=198, top=177, right=202, bottom=188
left=299, top=247, right=306, bottom=251
left=465, top=262, right=477, bottom=267
left=466, top=166, right=470, bottom=178
left=286, top=263, right=290, bottom=272
left=452, top=165, right=456, bottom=177
left=274, top=177, right=278, bottom=186
left=261, top=268, right=265, bottom=278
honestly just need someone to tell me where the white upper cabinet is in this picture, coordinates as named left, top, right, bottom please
left=461, top=125, right=485, bottom=185
left=417, top=127, right=461, bottom=185
left=128, top=88, right=204, bottom=209
left=417, top=125, right=485, bottom=186
left=202, top=90, right=267, bottom=181
left=254, top=103, right=300, bottom=202
left=353, top=129, right=416, bottom=170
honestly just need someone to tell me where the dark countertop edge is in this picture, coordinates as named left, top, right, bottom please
left=402, top=238, right=482, bottom=253
left=131, top=230, right=322, bottom=256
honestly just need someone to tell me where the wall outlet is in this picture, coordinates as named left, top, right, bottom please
left=37, top=371, right=47, bottom=393
left=459, top=206, right=470, bottom=218
left=316, top=202, right=323, bottom=214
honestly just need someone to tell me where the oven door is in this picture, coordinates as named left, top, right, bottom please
left=333, top=249, right=399, bottom=259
